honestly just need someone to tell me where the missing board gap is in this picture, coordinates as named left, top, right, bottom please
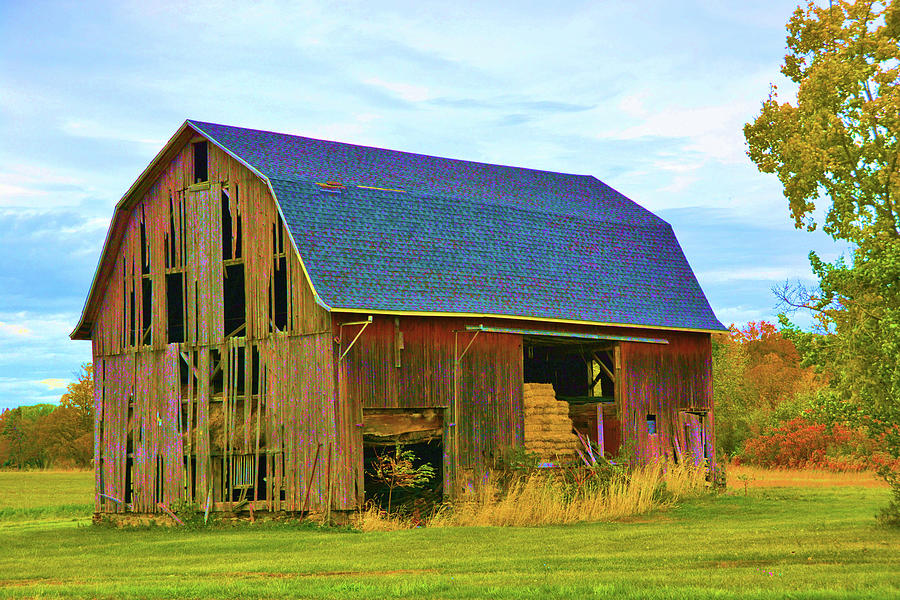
left=221, top=189, right=242, bottom=260
left=223, top=263, right=246, bottom=337
left=141, top=278, right=152, bottom=343
left=166, top=272, right=184, bottom=343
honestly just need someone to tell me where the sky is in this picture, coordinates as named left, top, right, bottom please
left=0, top=0, right=848, bottom=411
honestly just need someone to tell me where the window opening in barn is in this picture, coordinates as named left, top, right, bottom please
left=223, top=263, right=246, bottom=337
left=362, top=408, right=444, bottom=507
left=166, top=273, right=184, bottom=343
left=193, top=141, right=208, bottom=184
left=221, top=189, right=242, bottom=260
left=647, top=414, right=657, bottom=436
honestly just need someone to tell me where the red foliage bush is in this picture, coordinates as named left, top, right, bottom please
left=739, top=417, right=899, bottom=472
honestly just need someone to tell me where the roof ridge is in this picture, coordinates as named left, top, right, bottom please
left=187, top=119, right=595, bottom=179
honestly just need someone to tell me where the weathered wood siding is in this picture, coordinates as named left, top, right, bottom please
left=91, top=131, right=344, bottom=514
left=619, top=331, right=714, bottom=469
left=338, top=316, right=524, bottom=489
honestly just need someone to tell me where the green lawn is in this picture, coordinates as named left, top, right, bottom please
left=0, top=470, right=92, bottom=520
left=0, top=471, right=898, bottom=599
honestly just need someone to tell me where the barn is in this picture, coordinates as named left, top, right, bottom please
left=71, top=120, right=726, bottom=516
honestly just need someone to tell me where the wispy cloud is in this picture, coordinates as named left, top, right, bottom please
left=698, top=266, right=818, bottom=284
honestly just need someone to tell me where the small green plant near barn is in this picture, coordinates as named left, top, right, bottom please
left=367, top=444, right=435, bottom=514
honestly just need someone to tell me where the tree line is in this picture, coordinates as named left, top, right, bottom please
left=0, top=365, right=93, bottom=469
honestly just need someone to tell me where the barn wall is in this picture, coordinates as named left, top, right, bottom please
left=338, top=315, right=524, bottom=489
left=619, top=331, right=714, bottom=469
left=91, top=133, right=344, bottom=514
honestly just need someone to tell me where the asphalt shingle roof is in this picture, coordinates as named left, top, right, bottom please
left=190, top=120, right=725, bottom=331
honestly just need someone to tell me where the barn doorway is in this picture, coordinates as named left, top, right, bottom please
left=361, top=408, right=444, bottom=512
left=523, top=337, right=622, bottom=459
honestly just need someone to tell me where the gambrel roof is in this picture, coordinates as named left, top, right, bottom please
left=73, top=120, right=725, bottom=339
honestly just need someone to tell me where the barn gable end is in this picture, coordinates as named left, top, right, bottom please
left=83, top=127, right=353, bottom=514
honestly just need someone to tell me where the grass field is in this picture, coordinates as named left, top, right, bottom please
left=0, top=469, right=898, bottom=599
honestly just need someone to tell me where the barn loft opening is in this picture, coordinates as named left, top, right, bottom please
left=193, top=141, right=208, bottom=183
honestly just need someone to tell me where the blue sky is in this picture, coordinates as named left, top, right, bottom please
left=0, top=0, right=846, bottom=410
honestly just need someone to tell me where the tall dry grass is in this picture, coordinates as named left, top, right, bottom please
left=728, top=463, right=888, bottom=489
left=429, top=461, right=709, bottom=527
left=352, top=503, right=419, bottom=532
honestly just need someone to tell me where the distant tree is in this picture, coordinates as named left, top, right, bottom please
left=0, top=404, right=56, bottom=468
left=0, top=364, right=94, bottom=469
left=60, top=364, right=93, bottom=432
left=43, top=364, right=94, bottom=468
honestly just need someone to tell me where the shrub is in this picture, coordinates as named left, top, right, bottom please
left=739, top=417, right=900, bottom=472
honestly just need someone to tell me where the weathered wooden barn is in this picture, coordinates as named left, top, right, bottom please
left=72, top=120, right=726, bottom=516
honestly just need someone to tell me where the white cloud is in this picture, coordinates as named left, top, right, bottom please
left=363, top=77, right=431, bottom=103
left=698, top=266, right=818, bottom=284
left=658, top=174, right=700, bottom=194
left=61, top=120, right=166, bottom=147
left=0, top=322, right=32, bottom=337
left=39, top=378, right=67, bottom=390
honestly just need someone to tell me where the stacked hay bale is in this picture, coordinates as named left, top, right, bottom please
left=523, top=383, right=579, bottom=462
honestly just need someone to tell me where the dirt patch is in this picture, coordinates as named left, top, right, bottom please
left=728, top=465, right=888, bottom=489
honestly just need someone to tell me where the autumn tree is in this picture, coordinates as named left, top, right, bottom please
left=713, top=321, right=822, bottom=456
left=744, top=0, right=900, bottom=519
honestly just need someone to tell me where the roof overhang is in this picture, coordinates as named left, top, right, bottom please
left=330, top=307, right=724, bottom=335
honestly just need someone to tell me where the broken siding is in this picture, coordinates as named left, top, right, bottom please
left=91, top=135, right=338, bottom=513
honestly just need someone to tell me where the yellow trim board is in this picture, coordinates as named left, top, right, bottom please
left=328, top=307, right=724, bottom=335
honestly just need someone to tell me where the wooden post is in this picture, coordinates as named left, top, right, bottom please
left=325, top=442, right=333, bottom=523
